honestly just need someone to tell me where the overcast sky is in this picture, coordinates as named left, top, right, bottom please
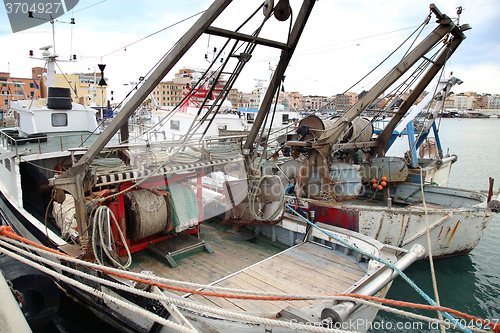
left=1, top=0, right=499, bottom=102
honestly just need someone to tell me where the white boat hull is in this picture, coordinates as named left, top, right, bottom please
left=306, top=191, right=494, bottom=259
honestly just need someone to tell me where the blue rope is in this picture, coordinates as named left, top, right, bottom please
left=286, top=204, right=472, bottom=333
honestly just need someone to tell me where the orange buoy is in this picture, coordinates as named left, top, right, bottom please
left=381, top=176, right=387, bottom=182
left=381, top=181, right=387, bottom=187
left=377, top=185, right=383, bottom=190
left=371, top=178, right=377, bottom=183
left=372, top=183, right=378, bottom=188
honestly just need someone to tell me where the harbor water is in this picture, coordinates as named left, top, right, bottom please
left=374, top=117, right=500, bottom=332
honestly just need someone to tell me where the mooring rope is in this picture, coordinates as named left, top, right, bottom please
left=0, top=230, right=497, bottom=333
left=285, top=205, right=474, bottom=333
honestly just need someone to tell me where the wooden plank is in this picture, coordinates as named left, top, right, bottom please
left=218, top=277, right=301, bottom=311
left=266, top=254, right=355, bottom=293
left=187, top=293, right=223, bottom=308
left=188, top=288, right=246, bottom=311
left=298, top=243, right=364, bottom=271
left=279, top=250, right=365, bottom=282
left=214, top=279, right=283, bottom=313
left=245, top=262, right=329, bottom=296
left=234, top=271, right=314, bottom=308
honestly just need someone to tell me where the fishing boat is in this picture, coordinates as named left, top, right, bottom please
left=281, top=4, right=499, bottom=259
left=0, top=1, right=442, bottom=332
left=142, top=68, right=302, bottom=142
left=3, top=1, right=498, bottom=332
left=373, top=75, right=462, bottom=187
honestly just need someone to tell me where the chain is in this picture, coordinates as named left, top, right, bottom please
left=1, top=269, right=25, bottom=309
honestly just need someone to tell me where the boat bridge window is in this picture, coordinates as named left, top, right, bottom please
left=218, top=124, right=228, bottom=130
left=4, top=158, right=10, bottom=172
left=52, top=113, right=68, bottom=127
left=246, top=113, right=254, bottom=123
left=170, top=120, right=180, bottom=130
left=282, top=114, right=289, bottom=124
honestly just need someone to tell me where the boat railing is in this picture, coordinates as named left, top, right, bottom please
left=0, top=130, right=103, bottom=156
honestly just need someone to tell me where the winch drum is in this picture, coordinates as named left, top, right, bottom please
left=125, top=189, right=169, bottom=241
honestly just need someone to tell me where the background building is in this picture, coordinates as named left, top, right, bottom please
left=0, top=71, right=42, bottom=114
left=54, top=72, right=107, bottom=107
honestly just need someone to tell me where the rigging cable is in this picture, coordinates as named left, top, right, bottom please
left=313, top=11, right=432, bottom=115
left=100, top=11, right=206, bottom=58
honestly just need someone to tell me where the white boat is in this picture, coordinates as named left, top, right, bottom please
left=128, top=67, right=302, bottom=144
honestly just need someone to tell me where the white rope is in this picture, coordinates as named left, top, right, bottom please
left=0, top=239, right=492, bottom=333
left=1, top=236, right=319, bottom=299
left=0, top=244, right=196, bottom=333
left=0, top=236, right=489, bottom=333
left=248, top=175, right=286, bottom=222
left=91, top=205, right=132, bottom=269
left=152, top=286, right=198, bottom=332
left=420, top=167, right=446, bottom=333
left=0, top=239, right=351, bottom=333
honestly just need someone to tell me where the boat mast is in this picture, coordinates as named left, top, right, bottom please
left=372, top=27, right=467, bottom=157
left=49, top=0, right=317, bottom=255
left=244, top=0, right=316, bottom=156
left=315, top=5, right=468, bottom=151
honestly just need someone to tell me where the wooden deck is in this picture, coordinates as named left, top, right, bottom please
left=129, top=221, right=289, bottom=293
left=129, top=221, right=365, bottom=312
left=187, top=242, right=365, bottom=313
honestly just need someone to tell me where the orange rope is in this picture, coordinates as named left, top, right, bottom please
left=1, top=225, right=498, bottom=332
left=339, top=293, right=500, bottom=333
left=96, top=270, right=500, bottom=332
left=0, top=226, right=72, bottom=259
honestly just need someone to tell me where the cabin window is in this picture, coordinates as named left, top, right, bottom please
left=282, top=114, right=289, bottom=124
left=218, top=124, right=228, bottom=131
left=246, top=113, right=254, bottom=123
left=52, top=113, right=68, bottom=127
left=4, top=158, right=10, bottom=172
left=170, top=120, right=180, bottom=130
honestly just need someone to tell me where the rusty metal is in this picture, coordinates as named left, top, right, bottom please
left=359, top=157, right=409, bottom=183
left=309, top=201, right=360, bottom=231
left=487, top=177, right=494, bottom=203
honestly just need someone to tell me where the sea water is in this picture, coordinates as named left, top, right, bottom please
left=373, top=117, right=500, bottom=332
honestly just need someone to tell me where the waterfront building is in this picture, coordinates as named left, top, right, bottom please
left=304, top=95, right=328, bottom=111
left=0, top=71, right=42, bottom=114
left=53, top=72, right=107, bottom=107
